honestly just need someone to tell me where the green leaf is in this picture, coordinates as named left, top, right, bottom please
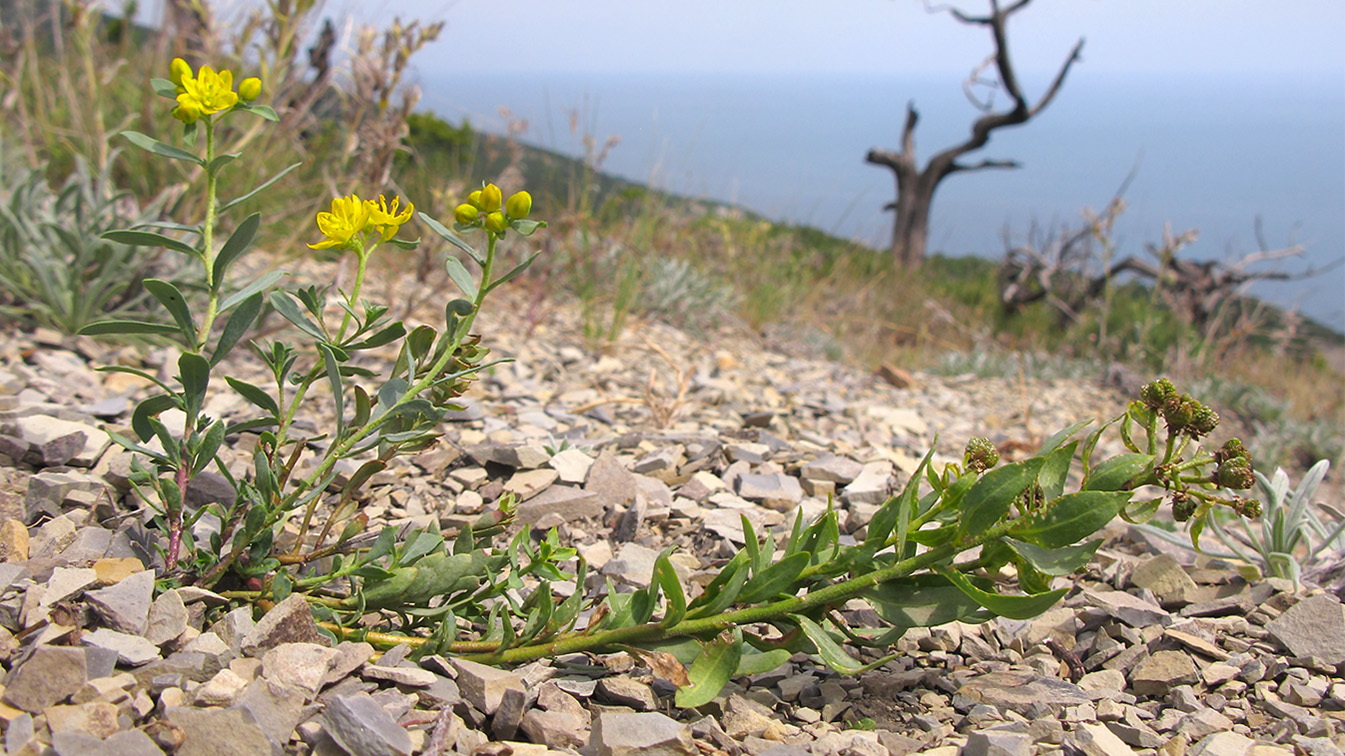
left=150, top=78, right=177, bottom=97
left=225, top=376, right=280, bottom=416
left=443, top=256, right=479, bottom=299
left=219, top=270, right=285, bottom=313
left=399, top=529, right=445, bottom=566
left=212, top=213, right=261, bottom=289
left=685, top=550, right=750, bottom=619
left=219, top=162, right=301, bottom=212
left=236, top=102, right=279, bottom=122
left=207, top=153, right=239, bottom=175
left=1037, top=440, right=1078, bottom=502
left=178, top=353, right=210, bottom=408
left=1083, top=453, right=1155, bottom=492
left=1008, top=490, right=1130, bottom=548
left=191, top=420, right=226, bottom=476
left=1120, top=497, right=1164, bottom=524
left=79, top=320, right=179, bottom=337
left=347, top=322, right=406, bottom=351
left=120, top=130, right=205, bottom=166
left=103, top=229, right=199, bottom=257
left=734, top=648, right=791, bottom=677
left=790, top=614, right=894, bottom=675
left=144, top=279, right=194, bottom=341
left=655, top=550, right=686, bottom=628
left=878, top=444, right=935, bottom=557
left=1002, top=536, right=1103, bottom=576
left=1080, top=417, right=1119, bottom=477
left=509, top=219, right=546, bottom=237
left=959, top=457, right=1046, bottom=538
left=674, top=629, right=742, bottom=709
left=737, top=552, right=809, bottom=604
left=484, top=251, right=540, bottom=295
left=270, top=290, right=326, bottom=341
left=418, top=212, right=485, bottom=265
left=864, top=573, right=992, bottom=628
left=132, top=394, right=179, bottom=444
left=935, top=565, right=1066, bottom=619
left=211, top=293, right=262, bottom=367
left=1038, top=419, right=1092, bottom=455
left=318, top=343, right=344, bottom=438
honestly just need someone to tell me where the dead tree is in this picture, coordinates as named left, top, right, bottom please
left=866, top=0, right=1083, bottom=268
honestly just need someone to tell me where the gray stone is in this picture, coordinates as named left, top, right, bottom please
left=597, top=675, right=658, bottom=711
left=40, top=566, right=99, bottom=612
left=491, top=685, right=528, bottom=740
left=84, top=569, right=154, bottom=635
left=522, top=708, right=588, bottom=749
left=322, top=693, right=412, bottom=756
left=504, top=467, right=559, bottom=499
left=955, top=671, right=1090, bottom=716
left=6, top=415, right=109, bottom=468
left=963, top=729, right=1033, bottom=756
left=24, top=470, right=110, bottom=520
left=1082, top=589, right=1171, bottom=628
left=590, top=710, right=696, bottom=756
left=549, top=448, right=594, bottom=484
left=602, top=542, right=661, bottom=586
left=241, top=593, right=329, bottom=655
left=801, top=455, right=864, bottom=484
left=82, top=628, right=161, bottom=666
left=469, top=442, right=550, bottom=469
left=1129, top=554, right=1198, bottom=606
left=721, top=693, right=778, bottom=739
left=208, top=606, right=257, bottom=655
left=144, top=589, right=190, bottom=646
left=1129, top=650, right=1198, bottom=696
left=516, top=484, right=604, bottom=525
left=1178, top=708, right=1235, bottom=741
left=633, top=446, right=683, bottom=474
left=1265, top=593, right=1345, bottom=665
left=361, top=663, right=438, bottom=687
left=736, top=472, right=804, bottom=509
left=53, top=728, right=166, bottom=756
left=164, top=705, right=277, bottom=756
left=261, top=642, right=340, bottom=699
left=451, top=658, right=525, bottom=715
left=585, top=449, right=640, bottom=508
left=841, top=461, right=892, bottom=505
left=2, top=645, right=89, bottom=712
left=183, top=471, right=235, bottom=510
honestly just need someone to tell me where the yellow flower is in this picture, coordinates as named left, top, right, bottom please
left=176, top=65, right=239, bottom=118
left=309, top=195, right=372, bottom=251
left=238, top=77, right=261, bottom=102
left=505, top=190, right=532, bottom=220
left=368, top=195, right=414, bottom=241
left=454, top=204, right=480, bottom=225
left=172, top=101, right=202, bottom=125
left=478, top=184, right=503, bottom=213
left=467, top=190, right=483, bottom=210
left=484, top=211, right=507, bottom=235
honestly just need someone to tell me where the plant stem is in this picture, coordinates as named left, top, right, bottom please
left=196, top=118, right=220, bottom=351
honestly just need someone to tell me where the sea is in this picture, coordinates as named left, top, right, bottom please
left=418, top=70, right=1345, bottom=332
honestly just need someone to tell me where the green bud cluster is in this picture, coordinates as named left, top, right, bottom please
left=1171, top=492, right=1197, bottom=522
left=1140, top=377, right=1178, bottom=410
left=1159, top=392, right=1219, bottom=439
left=963, top=437, right=1000, bottom=473
left=1212, top=438, right=1254, bottom=491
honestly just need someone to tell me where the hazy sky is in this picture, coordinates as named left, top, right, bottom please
left=310, top=0, right=1345, bottom=77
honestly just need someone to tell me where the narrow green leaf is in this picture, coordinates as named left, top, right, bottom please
left=191, top=421, right=226, bottom=476
left=318, top=342, right=344, bottom=438
left=864, top=573, right=992, bottom=628
left=207, top=153, right=239, bottom=175
left=144, top=279, right=195, bottom=342
left=1037, top=440, right=1078, bottom=502
left=103, top=229, right=199, bottom=257
left=886, top=445, right=935, bottom=556
left=790, top=614, right=894, bottom=675
left=219, top=270, right=285, bottom=312
left=1008, top=490, right=1130, bottom=548
left=674, top=629, right=742, bottom=709
left=935, top=565, right=1066, bottom=619
left=225, top=376, right=280, bottom=416
left=236, top=102, right=280, bottom=122
left=270, top=290, right=326, bottom=341
left=1002, top=536, right=1103, bottom=576
left=1120, top=497, right=1163, bottom=524
left=211, top=293, right=262, bottom=367
left=685, top=551, right=750, bottom=619
left=347, top=322, right=406, bottom=351
left=132, top=394, right=178, bottom=444
left=655, top=551, right=686, bottom=628
left=443, top=256, right=479, bottom=299
left=178, top=353, right=210, bottom=409
left=1038, top=419, right=1092, bottom=455
left=484, top=251, right=540, bottom=295
left=150, top=78, right=177, bottom=97
left=959, top=457, right=1046, bottom=538
left=734, top=648, right=791, bottom=676
left=219, top=162, right=301, bottom=212
left=1083, top=453, right=1154, bottom=492
left=212, top=213, right=261, bottom=289
left=120, top=130, right=205, bottom=165
left=509, top=218, right=547, bottom=237
left=737, top=552, right=809, bottom=604
left=418, top=212, right=485, bottom=265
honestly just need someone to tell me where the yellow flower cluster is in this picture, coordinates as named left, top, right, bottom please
left=169, top=58, right=260, bottom=124
left=454, top=184, right=531, bottom=236
left=309, top=193, right=415, bottom=252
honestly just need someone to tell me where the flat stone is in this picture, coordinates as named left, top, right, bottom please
left=91, top=558, right=144, bottom=585
left=1189, top=732, right=1256, bottom=756
left=721, top=694, right=778, bottom=739
left=504, top=468, right=559, bottom=499
left=1082, top=589, right=1171, bottom=628
left=322, top=693, right=412, bottom=756
left=1179, top=708, right=1235, bottom=741
left=362, top=664, right=438, bottom=687
left=241, top=593, right=329, bottom=655
left=3, top=646, right=89, bottom=712
left=163, top=705, right=274, bottom=756
left=585, top=450, right=640, bottom=508
left=963, top=729, right=1033, bottom=756
left=602, top=542, right=661, bottom=586
left=1265, top=594, right=1345, bottom=665
left=549, top=448, right=594, bottom=484
left=1130, top=554, right=1198, bottom=605
left=597, top=675, right=658, bottom=711
left=522, top=708, right=588, bottom=749
left=6, top=415, right=109, bottom=467
left=801, top=455, right=864, bottom=484
left=590, top=710, right=696, bottom=756
left=1129, top=650, right=1197, bottom=696
left=0, top=519, right=29, bottom=562
left=516, top=484, right=604, bottom=525
left=235, top=678, right=308, bottom=748
left=736, top=472, right=804, bottom=510
left=43, top=700, right=120, bottom=739
left=82, top=628, right=161, bottom=666
left=24, top=470, right=109, bottom=520
left=955, top=671, right=1090, bottom=716
left=192, top=668, right=250, bottom=706
left=261, top=642, right=341, bottom=699
left=451, top=658, right=525, bottom=715
left=144, top=590, right=190, bottom=646
left=84, top=569, right=154, bottom=635
left=40, top=567, right=99, bottom=610
left=841, top=461, right=892, bottom=505
left=1070, top=722, right=1138, bottom=756
left=492, top=686, right=528, bottom=740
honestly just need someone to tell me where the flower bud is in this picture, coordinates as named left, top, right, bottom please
left=172, top=101, right=202, bottom=124
left=484, top=211, right=507, bottom=234
left=1215, top=438, right=1249, bottom=465
left=963, top=437, right=1000, bottom=473
left=505, top=190, right=532, bottom=219
left=467, top=190, right=483, bottom=209
left=1234, top=496, right=1262, bottom=519
left=1141, top=377, right=1177, bottom=410
left=170, top=57, right=192, bottom=87
left=479, top=184, right=503, bottom=213
left=1216, top=457, right=1254, bottom=490
left=239, top=77, right=261, bottom=101
left=1171, top=493, right=1196, bottom=522
left=1184, top=404, right=1218, bottom=439
left=454, top=203, right=480, bottom=225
